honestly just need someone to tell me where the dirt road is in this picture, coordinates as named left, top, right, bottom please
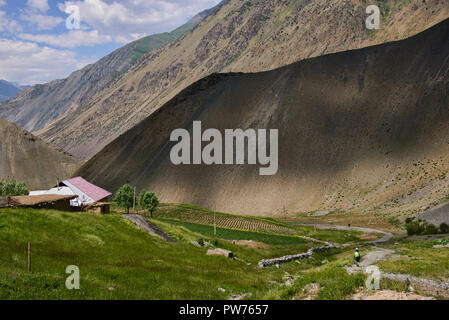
left=290, top=223, right=394, bottom=245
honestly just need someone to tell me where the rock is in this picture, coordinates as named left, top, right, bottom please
left=218, top=288, right=226, bottom=293
left=207, top=248, right=234, bottom=258
left=258, top=244, right=335, bottom=267
left=433, top=244, right=449, bottom=248
left=229, top=292, right=252, bottom=300
left=311, top=211, right=330, bottom=217
left=191, top=240, right=202, bottom=247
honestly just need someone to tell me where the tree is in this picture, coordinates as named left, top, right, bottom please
left=439, top=223, right=449, bottom=234
left=115, top=184, right=135, bottom=214
left=406, top=220, right=425, bottom=236
left=0, top=179, right=28, bottom=196
left=138, top=191, right=159, bottom=218
left=423, top=223, right=438, bottom=235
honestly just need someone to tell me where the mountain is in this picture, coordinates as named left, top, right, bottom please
left=77, top=18, right=449, bottom=217
left=0, top=119, right=82, bottom=190
left=0, top=4, right=222, bottom=134
left=37, top=0, right=449, bottom=159
left=0, top=80, right=26, bottom=102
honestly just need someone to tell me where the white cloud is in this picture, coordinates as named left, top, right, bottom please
left=58, top=0, right=222, bottom=44
left=27, top=0, right=50, bottom=13
left=19, top=29, right=112, bottom=48
left=20, top=11, right=64, bottom=30
left=0, top=10, right=23, bottom=34
left=0, top=0, right=224, bottom=84
left=0, top=39, right=94, bottom=84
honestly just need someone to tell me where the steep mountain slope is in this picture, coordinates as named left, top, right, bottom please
left=0, top=119, right=82, bottom=190
left=0, top=5, right=218, bottom=133
left=78, top=18, right=449, bottom=217
left=0, top=80, right=26, bottom=102
left=39, top=0, right=449, bottom=159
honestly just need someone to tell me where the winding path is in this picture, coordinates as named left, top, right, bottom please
left=123, top=214, right=177, bottom=242
left=258, top=223, right=394, bottom=268
left=290, top=223, right=394, bottom=246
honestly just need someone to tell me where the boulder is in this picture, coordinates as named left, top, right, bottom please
left=207, top=248, right=234, bottom=259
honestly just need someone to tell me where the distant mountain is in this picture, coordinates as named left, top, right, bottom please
left=36, top=0, right=449, bottom=159
left=0, top=80, right=26, bottom=102
left=0, top=3, right=220, bottom=133
left=0, top=119, right=82, bottom=190
left=78, top=18, right=449, bottom=217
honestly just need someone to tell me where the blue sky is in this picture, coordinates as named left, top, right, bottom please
left=0, top=0, right=221, bottom=85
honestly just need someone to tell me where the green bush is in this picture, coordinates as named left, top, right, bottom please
left=0, top=179, right=28, bottom=196
left=423, top=224, right=438, bottom=235
left=406, top=219, right=441, bottom=236
left=406, top=221, right=425, bottom=236
left=439, top=223, right=449, bottom=234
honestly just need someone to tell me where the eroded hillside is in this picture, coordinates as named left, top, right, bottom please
left=38, top=0, right=449, bottom=159
left=77, top=18, right=449, bottom=218
left=0, top=119, right=82, bottom=190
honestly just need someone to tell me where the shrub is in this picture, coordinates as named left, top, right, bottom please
left=423, top=224, right=438, bottom=235
left=439, top=223, right=449, bottom=234
left=406, top=221, right=425, bottom=236
left=405, top=217, right=413, bottom=224
left=0, top=179, right=29, bottom=196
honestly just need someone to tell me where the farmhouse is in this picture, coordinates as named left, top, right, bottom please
left=30, top=177, right=112, bottom=211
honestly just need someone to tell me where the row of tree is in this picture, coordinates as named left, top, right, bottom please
left=0, top=179, right=28, bottom=197
left=406, top=218, right=449, bottom=236
left=115, top=184, right=159, bottom=216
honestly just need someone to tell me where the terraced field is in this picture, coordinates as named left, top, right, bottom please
left=155, top=204, right=297, bottom=235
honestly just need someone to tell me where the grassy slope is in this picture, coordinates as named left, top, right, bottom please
left=0, top=208, right=330, bottom=299
left=3, top=207, right=444, bottom=299
left=378, top=238, right=449, bottom=281
left=129, top=18, right=202, bottom=65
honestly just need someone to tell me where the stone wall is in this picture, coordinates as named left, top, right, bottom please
left=258, top=245, right=335, bottom=268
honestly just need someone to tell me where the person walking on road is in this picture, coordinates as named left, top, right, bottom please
left=354, top=248, right=361, bottom=265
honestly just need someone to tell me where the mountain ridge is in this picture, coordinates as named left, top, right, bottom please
left=77, top=17, right=449, bottom=217
left=0, top=80, right=27, bottom=102
left=37, top=0, right=449, bottom=159
left=0, top=3, right=222, bottom=133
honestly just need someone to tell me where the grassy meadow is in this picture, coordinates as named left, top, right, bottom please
left=0, top=207, right=357, bottom=299
left=1, top=205, right=447, bottom=300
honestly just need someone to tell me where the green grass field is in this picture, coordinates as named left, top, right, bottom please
left=0, top=208, right=339, bottom=299
left=378, top=238, right=449, bottom=281
left=154, top=204, right=366, bottom=244
left=2, top=206, right=445, bottom=300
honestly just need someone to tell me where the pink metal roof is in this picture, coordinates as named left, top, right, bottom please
left=65, top=177, right=112, bottom=202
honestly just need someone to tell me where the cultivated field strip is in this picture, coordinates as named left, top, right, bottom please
left=155, top=206, right=298, bottom=235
